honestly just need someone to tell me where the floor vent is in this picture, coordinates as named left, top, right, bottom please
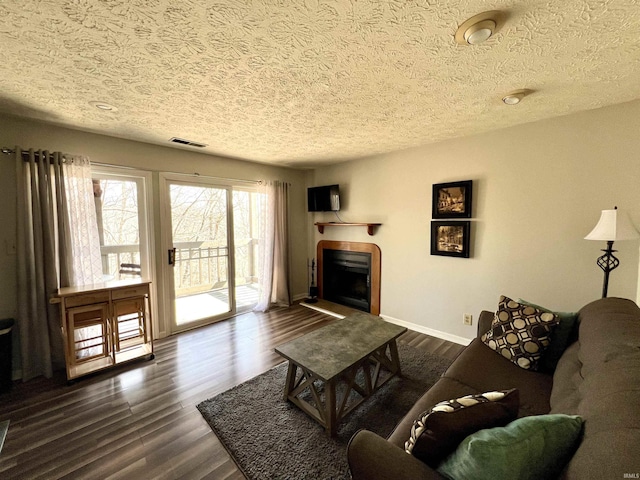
left=169, top=137, right=208, bottom=148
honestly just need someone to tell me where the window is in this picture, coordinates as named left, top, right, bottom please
left=91, top=167, right=153, bottom=282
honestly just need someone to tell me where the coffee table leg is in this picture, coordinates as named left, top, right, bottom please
left=284, top=361, right=297, bottom=401
left=325, top=378, right=337, bottom=436
left=389, top=340, right=402, bottom=377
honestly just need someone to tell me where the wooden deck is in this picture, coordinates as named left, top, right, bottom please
left=0, top=303, right=464, bottom=479
left=175, top=284, right=259, bottom=325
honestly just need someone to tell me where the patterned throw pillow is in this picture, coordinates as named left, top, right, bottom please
left=482, top=295, right=560, bottom=371
left=517, top=298, right=578, bottom=372
left=404, top=389, right=519, bottom=467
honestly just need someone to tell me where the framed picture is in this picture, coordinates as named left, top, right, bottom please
left=432, top=180, right=472, bottom=219
left=431, top=221, right=471, bottom=258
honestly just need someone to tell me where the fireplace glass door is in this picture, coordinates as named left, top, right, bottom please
left=322, top=250, right=371, bottom=312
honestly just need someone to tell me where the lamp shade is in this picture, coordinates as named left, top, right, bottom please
left=584, top=208, right=640, bottom=241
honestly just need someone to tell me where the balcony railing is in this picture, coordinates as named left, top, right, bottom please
left=100, top=240, right=257, bottom=298
left=173, top=242, right=228, bottom=296
left=101, top=244, right=141, bottom=281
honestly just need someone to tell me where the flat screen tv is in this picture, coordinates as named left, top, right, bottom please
left=307, top=184, right=340, bottom=212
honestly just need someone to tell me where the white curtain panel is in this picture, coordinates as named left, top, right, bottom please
left=254, top=180, right=291, bottom=312
left=15, top=148, right=103, bottom=380
left=60, top=156, right=104, bottom=360
left=61, top=157, right=103, bottom=286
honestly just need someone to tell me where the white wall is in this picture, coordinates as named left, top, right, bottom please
left=0, top=115, right=311, bottom=375
left=311, top=100, right=640, bottom=343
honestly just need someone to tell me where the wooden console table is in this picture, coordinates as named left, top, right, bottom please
left=51, top=279, right=154, bottom=381
left=315, top=222, right=381, bottom=236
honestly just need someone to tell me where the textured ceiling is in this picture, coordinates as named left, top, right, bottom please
left=1, top=1, right=640, bottom=167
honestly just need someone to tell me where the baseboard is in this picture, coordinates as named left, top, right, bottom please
left=295, top=299, right=473, bottom=346
left=381, top=314, right=472, bottom=346
left=292, top=293, right=309, bottom=302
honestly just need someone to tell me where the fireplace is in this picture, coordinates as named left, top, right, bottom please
left=322, top=250, right=371, bottom=311
left=317, top=241, right=381, bottom=315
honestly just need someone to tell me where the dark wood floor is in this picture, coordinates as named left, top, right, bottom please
left=0, top=304, right=464, bottom=480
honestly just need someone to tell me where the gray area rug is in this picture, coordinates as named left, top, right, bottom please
left=197, top=343, right=452, bottom=480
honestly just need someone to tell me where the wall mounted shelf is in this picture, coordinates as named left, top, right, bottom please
left=315, top=222, right=382, bottom=236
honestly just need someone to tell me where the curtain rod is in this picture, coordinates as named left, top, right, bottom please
left=95, top=162, right=262, bottom=185
left=4, top=148, right=263, bottom=185
left=158, top=170, right=262, bottom=186
left=1, top=147, right=79, bottom=160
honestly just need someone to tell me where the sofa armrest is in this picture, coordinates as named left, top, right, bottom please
left=347, top=430, right=445, bottom=480
left=477, top=310, right=494, bottom=338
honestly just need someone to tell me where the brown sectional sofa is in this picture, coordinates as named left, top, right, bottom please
left=348, top=297, right=640, bottom=479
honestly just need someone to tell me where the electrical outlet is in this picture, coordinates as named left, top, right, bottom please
left=463, top=313, right=473, bottom=326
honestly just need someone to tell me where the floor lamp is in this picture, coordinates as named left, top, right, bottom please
left=585, top=207, right=639, bottom=298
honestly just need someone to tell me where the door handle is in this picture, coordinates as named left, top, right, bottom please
left=168, top=248, right=176, bottom=266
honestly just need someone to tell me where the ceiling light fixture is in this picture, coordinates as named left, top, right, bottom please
left=501, top=89, right=531, bottom=105
left=89, top=101, right=118, bottom=112
left=455, top=11, right=505, bottom=46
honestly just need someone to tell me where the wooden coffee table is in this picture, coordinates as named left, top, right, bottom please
left=274, top=311, right=407, bottom=436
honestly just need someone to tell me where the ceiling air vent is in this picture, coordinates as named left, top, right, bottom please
left=169, top=137, right=208, bottom=148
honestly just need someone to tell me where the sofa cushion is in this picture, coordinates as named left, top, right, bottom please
left=517, top=298, right=578, bottom=372
left=442, top=338, right=553, bottom=417
left=404, top=389, right=519, bottom=467
left=576, top=297, right=640, bottom=375
left=549, top=341, right=582, bottom=415
left=558, top=297, right=640, bottom=479
left=482, top=295, right=560, bottom=371
left=437, top=414, right=583, bottom=480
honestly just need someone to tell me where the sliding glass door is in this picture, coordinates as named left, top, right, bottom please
left=161, top=174, right=260, bottom=333
left=232, top=188, right=261, bottom=311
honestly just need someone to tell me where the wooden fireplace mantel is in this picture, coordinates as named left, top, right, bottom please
left=317, top=240, right=381, bottom=315
left=315, top=222, right=381, bottom=236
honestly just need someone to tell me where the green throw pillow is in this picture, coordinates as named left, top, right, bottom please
left=518, top=299, right=578, bottom=372
left=436, top=414, right=583, bottom=480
